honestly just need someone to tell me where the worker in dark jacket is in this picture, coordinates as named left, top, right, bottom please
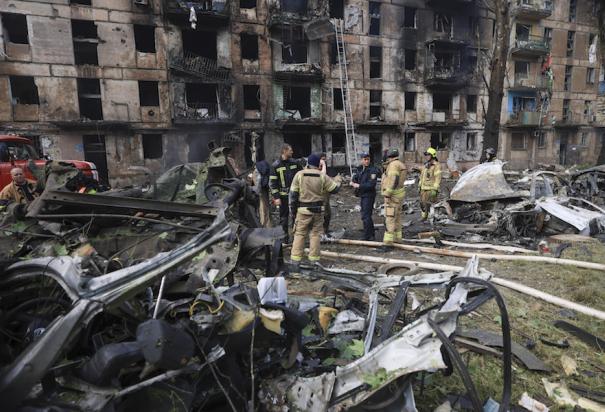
left=351, top=153, right=380, bottom=241
left=269, top=144, right=303, bottom=242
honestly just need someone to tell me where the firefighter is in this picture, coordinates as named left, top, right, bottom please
left=269, top=144, right=303, bottom=242
left=419, top=147, right=442, bottom=220
left=289, top=153, right=340, bottom=268
left=381, top=148, right=407, bottom=245
left=351, top=152, right=380, bottom=241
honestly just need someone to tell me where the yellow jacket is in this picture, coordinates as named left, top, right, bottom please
left=0, top=180, right=39, bottom=204
left=290, top=168, right=339, bottom=215
left=419, top=160, right=441, bottom=191
left=381, top=158, right=407, bottom=199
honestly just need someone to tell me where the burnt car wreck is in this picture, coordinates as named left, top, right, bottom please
left=0, top=149, right=517, bottom=411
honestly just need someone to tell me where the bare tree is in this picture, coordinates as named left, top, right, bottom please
left=481, top=0, right=513, bottom=161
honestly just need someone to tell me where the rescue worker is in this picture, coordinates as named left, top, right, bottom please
left=289, top=153, right=340, bottom=267
left=319, top=153, right=331, bottom=234
left=270, top=144, right=303, bottom=242
left=351, top=153, right=380, bottom=241
left=482, top=147, right=497, bottom=163
left=0, top=167, right=40, bottom=204
left=381, top=148, right=407, bottom=245
left=255, top=159, right=272, bottom=228
left=418, top=147, right=442, bottom=221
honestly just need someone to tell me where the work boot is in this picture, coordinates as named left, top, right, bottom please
left=288, top=260, right=301, bottom=273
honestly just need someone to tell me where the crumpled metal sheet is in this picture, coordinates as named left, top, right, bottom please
left=536, top=197, right=605, bottom=234
left=450, top=161, right=520, bottom=202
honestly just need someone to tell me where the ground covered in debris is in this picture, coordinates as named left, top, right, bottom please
left=297, top=184, right=605, bottom=410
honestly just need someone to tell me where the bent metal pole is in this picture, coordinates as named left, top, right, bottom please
left=313, top=249, right=605, bottom=321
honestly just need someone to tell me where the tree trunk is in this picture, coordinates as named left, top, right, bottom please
left=481, top=0, right=512, bottom=161
left=597, top=1, right=605, bottom=165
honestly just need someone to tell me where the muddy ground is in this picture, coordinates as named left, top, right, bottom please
left=272, top=183, right=605, bottom=410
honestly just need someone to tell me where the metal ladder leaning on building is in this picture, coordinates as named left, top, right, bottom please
left=333, top=19, right=359, bottom=176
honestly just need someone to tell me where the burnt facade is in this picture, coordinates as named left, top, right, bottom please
left=0, top=0, right=603, bottom=186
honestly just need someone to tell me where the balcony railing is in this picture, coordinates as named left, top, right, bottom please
left=514, top=0, right=553, bottom=19
left=167, top=0, right=229, bottom=15
left=511, top=35, right=550, bottom=56
left=512, top=74, right=549, bottom=90
left=170, top=51, right=230, bottom=82
left=557, top=112, right=589, bottom=126
left=424, top=66, right=469, bottom=87
left=507, top=110, right=542, bottom=126
left=174, top=102, right=219, bottom=121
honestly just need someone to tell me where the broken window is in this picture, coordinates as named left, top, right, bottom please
left=564, top=65, right=572, bottom=91
left=587, top=67, right=596, bottom=84
left=567, top=31, right=575, bottom=57
left=569, top=0, right=576, bottom=22
left=331, top=132, right=346, bottom=154
left=330, top=39, right=338, bottom=65
left=468, top=16, right=479, bottom=37
left=183, top=29, right=217, bottom=60
left=516, top=24, right=530, bottom=42
left=404, top=132, right=415, bottom=151
left=403, top=7, right=416, bottom=29
left=514, top=61, right=530, bottom=79
left=562, top=98, right=571, bottom=120
left=584, top=100, right=593, bottom=118
left=243, top=85, right=260, bottom=110
left=329, top=0, right=344, bottom=19
left=240, top=33, right=259, bottom=60
left=537, top=131, right=546, bottom=148
left=240, top=0, right=256, bottom=8
left=433, top=93, right=451, bottom=112
left=281, top=27, right=307, bottom=64
left=511, top=132, right=526, bottom=150
left=434, top=13, right=453, bottom=36
left=1, top=13, right=29, bottom=44
left=466, top=132, right=477, bottom=150
left=71, top=0, right=92, bottom=4
left=333, top=88, right=343, bottom=110
left=77, top=78, right=103, bottom=120
left=580, top=132, right=588, bottom=146
left=134, top=25, right=156, bottom=53
left=72, top=20, right=98, bottom=65
left=430, top=132, right=450, bottom=150
left=404, top=49, right=416, bottom=70
left=467, top=95, right=477, bottom=113
left=284, top=133, right=311, bottom=155
left=185, top=83, right=218, bottom=117
left=369, top=46, right=382, bottom=78
left=283, top=86, right=311, bottom=118
left=281, top=0, right=308, bottom=14
left=369, top=90, right=382, bottom=118
left=405, top=92, right=416, bottom=110
left=433, top=51, right=455, bottom=70
left=512, top=96, right=535, bottom=112
left=142, top=134, right=163, bottom=159
left=543, top=27, right=553, bottom=47
left=369, top=133, right=382, bottom=163
left=138, top=81, right=160, bottom=106
left=369, top=2, right=380, bottom=35
left=9, top=76, right=39, bottom=105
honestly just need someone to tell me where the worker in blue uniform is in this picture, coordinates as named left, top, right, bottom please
left=351, top=152, right=381, bottom=241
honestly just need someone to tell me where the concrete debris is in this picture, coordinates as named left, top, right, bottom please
left=518, top=392, right=549, bottom=412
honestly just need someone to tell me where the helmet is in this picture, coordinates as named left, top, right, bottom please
left=424, top=147, right=437, bottom=157
left=386, top=148, right=399, bottom=158
left=485, top=147, right=496, bottom=156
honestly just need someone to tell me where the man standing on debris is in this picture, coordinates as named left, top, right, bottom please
left=0, top=167, right=40, bottom=205
left=289, top=153, right=340, bottom=267
left=352, top=153, right=380, bottom=241
left=270, top=144, right=303, bottom=242
left=381, top=148, right=407, bottom=245
left=419, top=147, right=442, bottom=220
left=481, top=147, right=497, bottom=163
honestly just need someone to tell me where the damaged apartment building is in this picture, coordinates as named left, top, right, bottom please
left=0, top=0, right=603, bottom=186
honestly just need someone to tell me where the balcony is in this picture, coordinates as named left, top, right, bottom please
left=419, top=110, right=467, bottom=126
left=511, top=36, right=550, bottom=57
left=513, top=0, right=553, bottom=20
left=166, top=0, right=230, bottom=26
left=174, top=102, right=227, bottom=124
left=170, top=52, right=231, bottom=82
left=507, top=110, right=542, bottom=127
left=424, top=66, right=469, bottom=89
left=509, top=74, right=550, bottom=92
left=273, top=63, right=323, bottom=83
left=555, top=112, right=588, bottom=128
